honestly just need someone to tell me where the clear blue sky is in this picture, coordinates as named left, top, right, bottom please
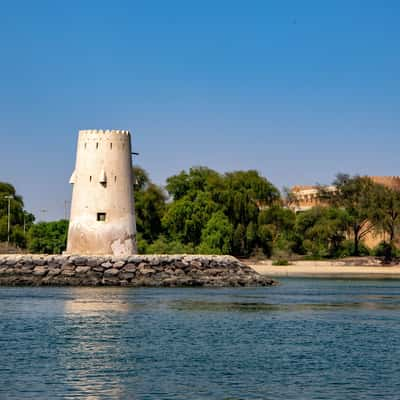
left=1, top=0, right=399, bottom=220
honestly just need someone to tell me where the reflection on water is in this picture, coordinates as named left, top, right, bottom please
left=170, top=299, right=400, bottom=312
left=60, top=289, right=138, bottom=399
left=64, top=290, right=131, bottom=315
left=1, top=280, right=400, bottom=400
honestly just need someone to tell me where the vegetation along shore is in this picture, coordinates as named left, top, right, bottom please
left=1, top=168, right=400, bottom=266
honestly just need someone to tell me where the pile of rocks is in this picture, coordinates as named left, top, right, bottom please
left=0, top=254, right=276, bottom=287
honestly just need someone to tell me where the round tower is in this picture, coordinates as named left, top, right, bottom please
left=67, top=129, right=137, bottom=256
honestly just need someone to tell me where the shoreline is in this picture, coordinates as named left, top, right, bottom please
left=0, top=254, right=275, bottom=287
left=246, top=259, right=400, bottom=279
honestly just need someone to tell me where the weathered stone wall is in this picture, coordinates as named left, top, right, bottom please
left=0, top=255, right=275, bottom=287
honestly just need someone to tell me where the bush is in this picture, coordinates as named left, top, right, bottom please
left=195, top=243, right=222, bottom=255
left=373, top=241, right=398, bottom=262
left=200, top=211, right=233, bottom=255
left=272, top=259, right=290, bottom=266
left=249, top=247, right=270, bottom=261
left=338, top=240, right=371, bottom=257
left=302, top=254, right=326, bottom=261
left=27, top=220, right=68, bottom=254
left=145, top=236, right=196, bottom=254
left=136, top=233, right=149, bottom=254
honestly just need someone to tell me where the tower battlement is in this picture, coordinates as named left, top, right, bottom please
left=79, top=129, right=130, bottom=135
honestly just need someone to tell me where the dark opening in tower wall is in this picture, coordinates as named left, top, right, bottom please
left=97, top=212, right=106, bottom=221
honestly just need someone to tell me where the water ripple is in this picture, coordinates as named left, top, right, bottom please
left=0, top=281, right=400, bottom=399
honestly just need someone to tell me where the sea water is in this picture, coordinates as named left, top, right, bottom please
left=1, top=279, right=400, bottom=399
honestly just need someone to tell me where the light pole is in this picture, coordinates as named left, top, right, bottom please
left=23, top=211, right=28, bottom=235
left=64, top=200, right=71, bottom=220
left=4, top=195, right=13, bottom=247
left=40, top=209, right=47, bottom=222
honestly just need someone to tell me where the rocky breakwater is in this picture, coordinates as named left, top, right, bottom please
left=0, top=255, right=276, bottom=287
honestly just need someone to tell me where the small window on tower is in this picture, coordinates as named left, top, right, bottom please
left=97, top=212, right=106, bottom=222
left=110, top=143, right=113, bottom=149
left=96, top=143, right=99, bottom=149
left=89, top=176, right=92, bottom=182
left=114, top=176, right=117, bottom=183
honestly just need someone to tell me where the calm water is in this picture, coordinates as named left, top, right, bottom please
left=1, top=280, right=400, bottom=400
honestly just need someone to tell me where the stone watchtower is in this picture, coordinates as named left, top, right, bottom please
left=66, top=129, right=137, bottom=256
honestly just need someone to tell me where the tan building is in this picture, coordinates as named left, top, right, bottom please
left=288, top=176, right=400, bottom=248
left=369, top=176, right=400, bottom=191
left=66, top=130, right=137, bottom=256
left=289, top=185, right=336, bottom=213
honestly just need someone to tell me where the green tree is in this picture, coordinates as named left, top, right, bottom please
left=246, top=221, right=258, bottom=252
left=199, top=211, right=234, bottom=254
left=373, top=185, right=400, bottom=243
left=132, top=165, right=150, bottom=190
left=257, top=224, right=273, bottom=257
left=133, top=166, right=167, bottom=243
left=145, top=236, right=196, bottom=254
left=162, top=191, right=219, bottom=245
left=296, top=207, right=349, bottom=258
left=322, top=174, right=379, bottom=256
left=258, top=206, right=296, bottom=251
left=0, top=182, right=34, bottom=247
left=166, top=167, right=224, bottom=202
left=27, top=220, right=69, bottom=254
left=223, top=170, right=280, bottom=226
left=232, top=223, right=247, bottom=255
left=163, top=167, right=280, bottom=256
left=369, top=184, right=400, bottom=261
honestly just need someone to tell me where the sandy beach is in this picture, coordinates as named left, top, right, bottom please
left=246, top=259, right=400, bottom=279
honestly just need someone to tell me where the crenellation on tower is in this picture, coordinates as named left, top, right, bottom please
left=79, top=129, right=130, bottom=135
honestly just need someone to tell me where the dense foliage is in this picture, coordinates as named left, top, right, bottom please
left=0, top=182, right=34, bottom=248
left=321, top=174, right=380, bottom=256
left=3, top=170, right=400, bottom=259
left=27, top=220, right=69, bottom=254
left=0, top=182, right=67, bottom=253
left=136, top=166, right=282, bottom=256
left=135, top=170, right=400, bottom=259
left=318, top=174, right=400, bottom=259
